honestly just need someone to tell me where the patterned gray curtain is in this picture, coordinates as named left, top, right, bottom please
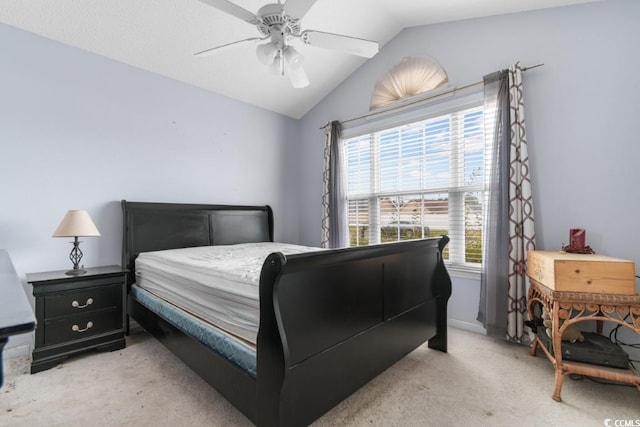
left=321, top=120, right=347, bottom=249
left=478, top=63, right=536, bottom=343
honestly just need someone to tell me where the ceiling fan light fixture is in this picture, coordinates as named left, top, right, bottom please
left=268, top=53, right=283, bottom=75
left=284, top=46, right=304, bottom=70
left=285, top=61, right=310, bottom=89
left=256, top=42, right=279, bottom=65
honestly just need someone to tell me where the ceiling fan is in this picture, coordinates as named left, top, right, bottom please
left=194, top=0, right=379, bottom=88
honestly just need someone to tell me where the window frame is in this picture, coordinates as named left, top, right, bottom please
left=341, top=91, right=485, bottom=277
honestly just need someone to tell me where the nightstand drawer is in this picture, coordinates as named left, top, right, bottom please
left=43, top=309, right=120, bottom=346
left=43, top=285, right=121, bottom=319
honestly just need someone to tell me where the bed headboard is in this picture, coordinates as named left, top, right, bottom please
left=121, top=200, right=274, bottom=281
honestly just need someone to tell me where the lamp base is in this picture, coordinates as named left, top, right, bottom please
left=66, top=237, right=85, bottom=276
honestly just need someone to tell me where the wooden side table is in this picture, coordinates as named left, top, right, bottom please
left=527, top=279, right=640, bottom=401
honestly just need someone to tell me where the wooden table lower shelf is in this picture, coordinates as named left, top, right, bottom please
left=527, top=279, right=640, bottom=401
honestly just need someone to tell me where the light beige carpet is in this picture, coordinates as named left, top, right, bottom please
left=1, top=326, right=638, bottom=426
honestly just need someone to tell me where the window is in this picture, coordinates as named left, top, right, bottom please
left=343, top=97, right=485, bottom=269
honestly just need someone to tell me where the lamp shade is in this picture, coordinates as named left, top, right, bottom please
left=52, top=210, right=101, bottom=237
left=284, top=46, right=304, bottom=70
left=256, top=42, right=279, bottom=66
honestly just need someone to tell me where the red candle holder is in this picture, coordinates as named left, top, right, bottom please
left=569, top=228, right=586, bottom=249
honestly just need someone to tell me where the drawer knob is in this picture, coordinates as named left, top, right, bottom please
left=72, top=298, right=94, bottom=309
left=71, top=321, right=94, bottom=333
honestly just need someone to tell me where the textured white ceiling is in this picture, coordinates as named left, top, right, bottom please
left=0, top=0, right=599, bottom=119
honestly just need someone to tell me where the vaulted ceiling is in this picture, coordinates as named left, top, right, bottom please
left=0, top=0, right=599, bottom=119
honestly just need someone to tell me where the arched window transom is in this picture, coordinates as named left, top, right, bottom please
left=370, top=56, right=449, bottom=110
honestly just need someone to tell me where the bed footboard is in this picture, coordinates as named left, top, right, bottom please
left=257, top=236, right=451, bottom=426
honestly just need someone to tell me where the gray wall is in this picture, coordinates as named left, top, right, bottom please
left=298, top=0, right=640, bottom=330
left=0, top=23, right=300, bottom=353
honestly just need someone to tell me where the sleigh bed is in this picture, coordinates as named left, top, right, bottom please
left=122, top=200, right=451, bottom=426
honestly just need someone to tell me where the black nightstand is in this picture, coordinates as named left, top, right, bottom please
left=27, top=265, right=127, bottom=374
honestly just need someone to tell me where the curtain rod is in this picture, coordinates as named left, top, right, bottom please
left=320, top=63, right=544, bottom=130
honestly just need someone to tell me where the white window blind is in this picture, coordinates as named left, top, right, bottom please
left=344, top=103, right=485, bottom=267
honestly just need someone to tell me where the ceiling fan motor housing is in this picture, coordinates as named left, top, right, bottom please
left=256, top=3, right=301, bottom=39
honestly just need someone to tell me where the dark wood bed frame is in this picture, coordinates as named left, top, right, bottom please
left=122, top=200, right=452, bottom=426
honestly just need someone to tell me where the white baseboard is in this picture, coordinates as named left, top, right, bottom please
left=448, top=318, right=486, bottom=335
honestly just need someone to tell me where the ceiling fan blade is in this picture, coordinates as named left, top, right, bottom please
left=301, top=30, right=379, bottom=58
left=283, top=0, right=319, bottom=20
left=194, top=37, right=262, bottom=57
left=197, top=0, right=258, bottom=24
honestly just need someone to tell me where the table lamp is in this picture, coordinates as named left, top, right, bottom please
left=52, top=210, right=101, bottom=275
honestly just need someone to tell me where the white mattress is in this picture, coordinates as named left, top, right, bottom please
left=135, top=242, right=321, bottom=345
